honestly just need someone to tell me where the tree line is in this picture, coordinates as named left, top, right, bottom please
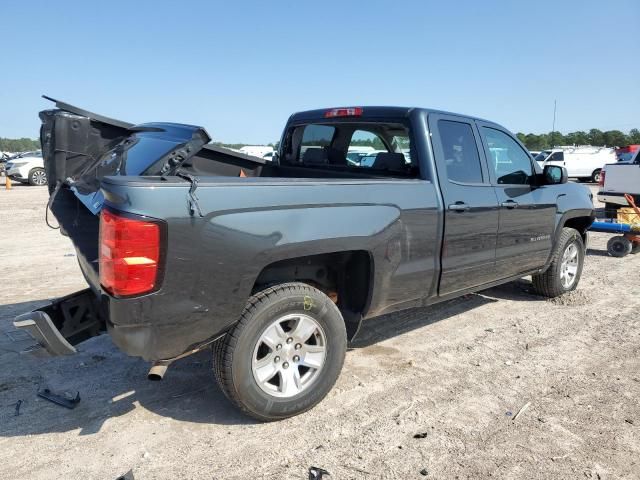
left=3, top=128, right=640, bottom=154
left=516, top=129, right=640, bottom=151
left=0, top=137, right=41, bottom=152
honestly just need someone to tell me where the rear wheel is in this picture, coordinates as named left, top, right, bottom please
left=213, top=282, right=347, bottom=421
left=591, top=169, right=602, bottom=183
left=28, top=168, right=47, bottom=186
left=607, top=235, right=633, bottom=257
left=532, top=227, right=584, bottom=298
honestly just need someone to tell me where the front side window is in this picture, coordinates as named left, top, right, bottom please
left=550, top=151, right=564, bottom=161
left=438, top=120, right=483, bottom=183
left=481, top=127, right=533, bottom=185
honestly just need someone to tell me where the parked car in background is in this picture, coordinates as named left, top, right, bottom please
left=535, top=146, right=615, bottom=183
left=347, top=145, right=375, bottom=154
left=262, top=151, right=274, bottom=161
left=598, top=149, right=640, bottom=215
left=533, top=150, right=552, bottom=163
left=5, top=150, right=47, bottom=185
left=346, top=151, right=369, bottom=165
left=239, top=145, right=274, bottom=158
left=529, top=150, right=541, bottom=157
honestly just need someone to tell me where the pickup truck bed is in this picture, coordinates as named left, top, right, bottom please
left=16, top=98, right=594, bottom=420
left=598, top=151, right=640, bottom=213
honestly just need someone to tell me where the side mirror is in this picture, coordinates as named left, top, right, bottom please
left=543, top=164, right=568, bottom=185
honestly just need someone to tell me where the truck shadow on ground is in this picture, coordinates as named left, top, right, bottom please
left=0, top=280, right=537, bottom=437
left=351, top=278, right=541, bottom=348
left=586, top=248, right=612, bottom=258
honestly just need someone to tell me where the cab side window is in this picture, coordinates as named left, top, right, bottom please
left=481, top=127, right=534, bottom=185
left=438, top=120, right=483, bottom=184
left=550, top=151, right=564, bottom=161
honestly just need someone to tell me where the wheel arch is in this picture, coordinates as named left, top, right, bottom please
left=252, top=250, right=374, bottom=340
left=541, top=210, right=594, bottom=272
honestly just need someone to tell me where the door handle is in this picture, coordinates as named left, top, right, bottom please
left=448, top=202, right=470, bottom=212
left=501, top=200, right=518, bottom=209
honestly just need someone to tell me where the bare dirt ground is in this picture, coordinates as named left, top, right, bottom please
left=1, top=182, right=639, bottom=480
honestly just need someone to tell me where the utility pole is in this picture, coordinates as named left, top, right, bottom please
left=551, top=100, right=557, bottom=148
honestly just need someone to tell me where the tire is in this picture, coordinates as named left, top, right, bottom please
left=213, top=282, right=347, bottom=421
left=28, top=168, right=47, bottom=186
left=532, top=227, right=584, bottom=298
left=607, top=236, right=632, bottom=257
left=591, top=169, right=602, bottom=184
left=631, top=242, right=640, bottom=255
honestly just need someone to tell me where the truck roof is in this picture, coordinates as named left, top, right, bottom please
left=288, top=106, right=498, bottom=125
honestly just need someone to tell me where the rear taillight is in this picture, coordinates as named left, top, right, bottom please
left=598, top=169, right=606, bottom=187
left=99, top=209, right=162, bottom=297
left=324, top=107, right=363, bottom=118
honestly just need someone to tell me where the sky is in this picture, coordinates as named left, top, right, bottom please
left=1, top=0, right=639, bottom=144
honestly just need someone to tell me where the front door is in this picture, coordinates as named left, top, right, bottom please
left=429, top=115, right=500, bottom=296
left=476, top=123, right=556, bottom=277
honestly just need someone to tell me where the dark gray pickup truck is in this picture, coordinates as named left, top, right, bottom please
left=15, top=98, right=594, bottom=420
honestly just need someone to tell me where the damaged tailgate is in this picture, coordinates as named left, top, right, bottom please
left=17, top=97, right=212, bottom=355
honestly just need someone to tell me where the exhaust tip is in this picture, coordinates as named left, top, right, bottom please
left=147, top=362, right=169, bottom=381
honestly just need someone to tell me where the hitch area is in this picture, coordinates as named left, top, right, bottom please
left=13, top=288, right=104, bottom=356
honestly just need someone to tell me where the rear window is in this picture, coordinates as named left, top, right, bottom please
left=281, top=121, right=418, bottom=178
left=299, top=125, right=336, bottom=163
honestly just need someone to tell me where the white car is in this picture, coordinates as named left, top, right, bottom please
left=5, top=151, right=47, bottom=186
left=239, top=145, right=274, bottom=158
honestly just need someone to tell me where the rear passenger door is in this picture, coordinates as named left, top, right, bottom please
left=476, top=123, right=556, bottom=278
left=429, top=115, right=500, bottom=296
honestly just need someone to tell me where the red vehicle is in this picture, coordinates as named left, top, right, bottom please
left=615, top=145, right=640, bottom=162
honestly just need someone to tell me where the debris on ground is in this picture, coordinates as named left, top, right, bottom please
left=413, top=432, right=429, bottom=439
left=420, top=468, right=429, bottom=476
left=37, top=388, right=81, bottom=409
left=308, top=466, right=330, bottom=479
left=512, top=402, right=532, bottom=422
left=115, top=470, right=134, bottom=480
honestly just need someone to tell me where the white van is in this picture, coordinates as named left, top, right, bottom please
left=239, top=146, right=274, bottom=158
left=535, top=146, right=616, bottom=183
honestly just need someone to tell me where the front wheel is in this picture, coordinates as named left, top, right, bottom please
left=532, top=227, right=584, bottom=298
left=28, top=168, right=47, bottom=186
left=213, top=283, right=347, bottom=421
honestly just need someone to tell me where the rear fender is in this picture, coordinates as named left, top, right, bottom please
left=208, top=204, right=403, bottom=316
